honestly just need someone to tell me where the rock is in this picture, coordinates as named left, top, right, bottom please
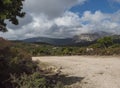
left=45, top=66, right=62, bottom=74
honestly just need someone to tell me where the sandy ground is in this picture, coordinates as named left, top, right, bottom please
left=32, top=56, right=120, bottom=88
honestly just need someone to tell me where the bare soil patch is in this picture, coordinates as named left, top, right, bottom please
left=33, top=56, right=120, bottom=88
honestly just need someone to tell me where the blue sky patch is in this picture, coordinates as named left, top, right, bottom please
left=70, top=0, right=120, bottom=14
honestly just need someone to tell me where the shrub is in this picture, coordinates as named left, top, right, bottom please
left=97, top=36, right=113, bottom=48
left=0, top=38, right=39, bottom=87
left=10, top=72, right=65, bottom=88
left=10, top=72, right=49, bottom=88
left=0, top=38, right=65, bottom=88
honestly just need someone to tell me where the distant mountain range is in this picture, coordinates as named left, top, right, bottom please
left=23, top=37, right=74, bottom=45
left=22, top=31, right=120, bottom=46
left=73, top=31, right=112, bottom=42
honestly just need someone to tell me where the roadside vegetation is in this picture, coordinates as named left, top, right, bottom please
left=0, top=38, right=66, bottom=88
left=13, top=36, right=120, bottom=56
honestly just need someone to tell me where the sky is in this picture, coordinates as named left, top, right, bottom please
left=0, top=0, right=120, bottom=40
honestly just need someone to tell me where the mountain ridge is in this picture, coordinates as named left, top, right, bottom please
left=22, top=32, right=120, bottom=46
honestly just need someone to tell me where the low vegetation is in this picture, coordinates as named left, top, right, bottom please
left=12, top=36, right=120, bottom=56
left=0, top=38, right=65, bottom=88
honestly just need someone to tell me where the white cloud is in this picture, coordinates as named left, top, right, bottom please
left=81, top=11, right=108, bottom=22
left=0, top=11, right=82, bottom=39
left=112, top=0, right=120, bottom=3
left=1, top=10, right=120, bottom=40
left=80, top=10, right=120, bottom=33
left=0, top=0, right=120, bottom=40
left=24, top=0, right=86, bottom=18
left=54, top=12, right=81, bottom=27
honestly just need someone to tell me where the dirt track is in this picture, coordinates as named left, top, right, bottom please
left=32, top=56, right=120, bottom=88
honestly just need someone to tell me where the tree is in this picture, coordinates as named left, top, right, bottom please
left=0, top=0, right=25, bottom=32
left=97, top=36, right=113, bottom=48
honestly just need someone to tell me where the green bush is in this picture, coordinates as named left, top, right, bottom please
left=109, top=44, right=120, bottom=48
left=0, top=39, right=66, bottom=88
left=97, top=36, right=113, bottom=48
left=11, top=72, right=49, bottom=88
left=0, top=39, right=39, bottom=87
left=10, top=72, right=65, bottom=88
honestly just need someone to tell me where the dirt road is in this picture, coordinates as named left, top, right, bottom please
left=32, top=56, right=120, bottom=88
